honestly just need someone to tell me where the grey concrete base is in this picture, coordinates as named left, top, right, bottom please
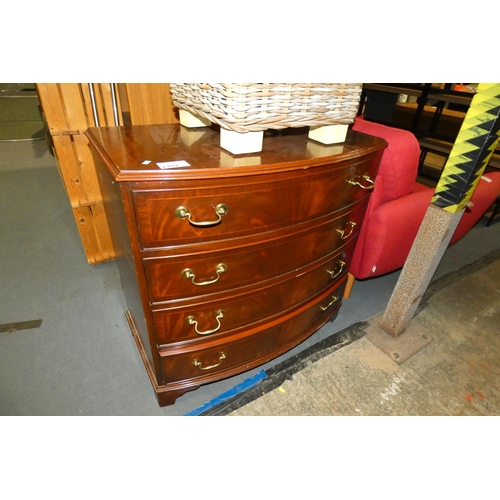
left=366, top=313, right=434, bottom=364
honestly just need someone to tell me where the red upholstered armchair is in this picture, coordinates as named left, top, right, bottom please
left=344, top=117, right=500, bottom=298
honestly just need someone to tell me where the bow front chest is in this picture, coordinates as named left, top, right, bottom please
left=86, top=124, right=386, bottom=406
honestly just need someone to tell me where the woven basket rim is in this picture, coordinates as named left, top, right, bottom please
left=170, top=83, right=363, bottom=133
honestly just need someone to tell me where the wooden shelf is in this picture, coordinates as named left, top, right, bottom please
left=359, top=83, right=499, bottom=178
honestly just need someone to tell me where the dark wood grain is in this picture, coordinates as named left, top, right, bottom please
left=132, top=155, right=379, bottom=249
left=143, top=203, right=366, bottom=303
left=152, top=243, right=355, bottom=346
left=158, top=278, right=347, bottom=386
left=86, top=124, right=386, bottom=181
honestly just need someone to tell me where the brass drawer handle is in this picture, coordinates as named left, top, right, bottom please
left=326, top=260, right=345, bottom=279
left=320, top=295, right=339, bottom=311
left=193, top=351, right=226, bottom=371
left=186, top=310, right=225, bottom=336
left=175, top=203, right=228, bottom=227
left=181, top=263, right=227, bottom=286
left=336, top=221, right=356, bottom=240
left=346, top=174, right=375, bottom=190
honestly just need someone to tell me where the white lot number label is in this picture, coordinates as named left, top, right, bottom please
left=157, top=160, right=191, bottom=169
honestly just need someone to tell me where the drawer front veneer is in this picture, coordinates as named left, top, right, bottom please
left=133, top=157, right=378, bottom=249
left=158, top=278, right=347, bottom=385
left=152, top=246, right=353, bottom=345
left=144, top=202, right=366, bottom=304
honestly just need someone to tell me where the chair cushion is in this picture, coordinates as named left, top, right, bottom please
left=349, top=186, right=434, bottom=278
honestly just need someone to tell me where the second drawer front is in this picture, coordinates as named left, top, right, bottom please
left=152, top=249, right=351, bottom=346
left=144, top=202, right=366, bottom=304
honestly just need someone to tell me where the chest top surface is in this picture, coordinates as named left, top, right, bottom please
left=86, top=124, right=387, bottom=182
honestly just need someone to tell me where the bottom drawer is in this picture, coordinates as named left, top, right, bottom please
left=158, top=278, right=346, bottom=385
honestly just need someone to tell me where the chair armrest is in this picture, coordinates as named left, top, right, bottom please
left=350, top=187, right=434, bottom=278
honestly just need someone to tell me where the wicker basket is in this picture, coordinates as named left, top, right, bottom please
left=170, top=83, right=363, bottom=133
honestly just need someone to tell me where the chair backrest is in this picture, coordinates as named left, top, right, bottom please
left=352, top=117, right=421, bottom=209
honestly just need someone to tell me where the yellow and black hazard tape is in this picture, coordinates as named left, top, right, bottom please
left=432, top=83, right=500, bottom=213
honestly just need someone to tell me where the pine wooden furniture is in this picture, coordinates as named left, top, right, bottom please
left=86, top=123, right=386, bottom=406
left=36, top=83, right=179, bottom=264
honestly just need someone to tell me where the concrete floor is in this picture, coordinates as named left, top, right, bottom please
left=0, top=83, right=44, bottom=141
left=229, top=253, right=500, bottom=415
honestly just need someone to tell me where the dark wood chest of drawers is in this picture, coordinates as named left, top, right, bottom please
left=86, top=124, right=386, bottom=406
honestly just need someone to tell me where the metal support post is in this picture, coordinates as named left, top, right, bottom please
left=379, top=83, right=500, bottom=337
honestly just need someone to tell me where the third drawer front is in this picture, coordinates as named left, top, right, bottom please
left=144, top=202, right=366, bottom=304
left=152, top=248, right=352, bottom=346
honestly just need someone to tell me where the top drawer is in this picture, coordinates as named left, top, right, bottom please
left=132, top=155, right=380, bottom=249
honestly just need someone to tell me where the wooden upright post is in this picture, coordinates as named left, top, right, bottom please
left=379, top=83, right=500, bottom=337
